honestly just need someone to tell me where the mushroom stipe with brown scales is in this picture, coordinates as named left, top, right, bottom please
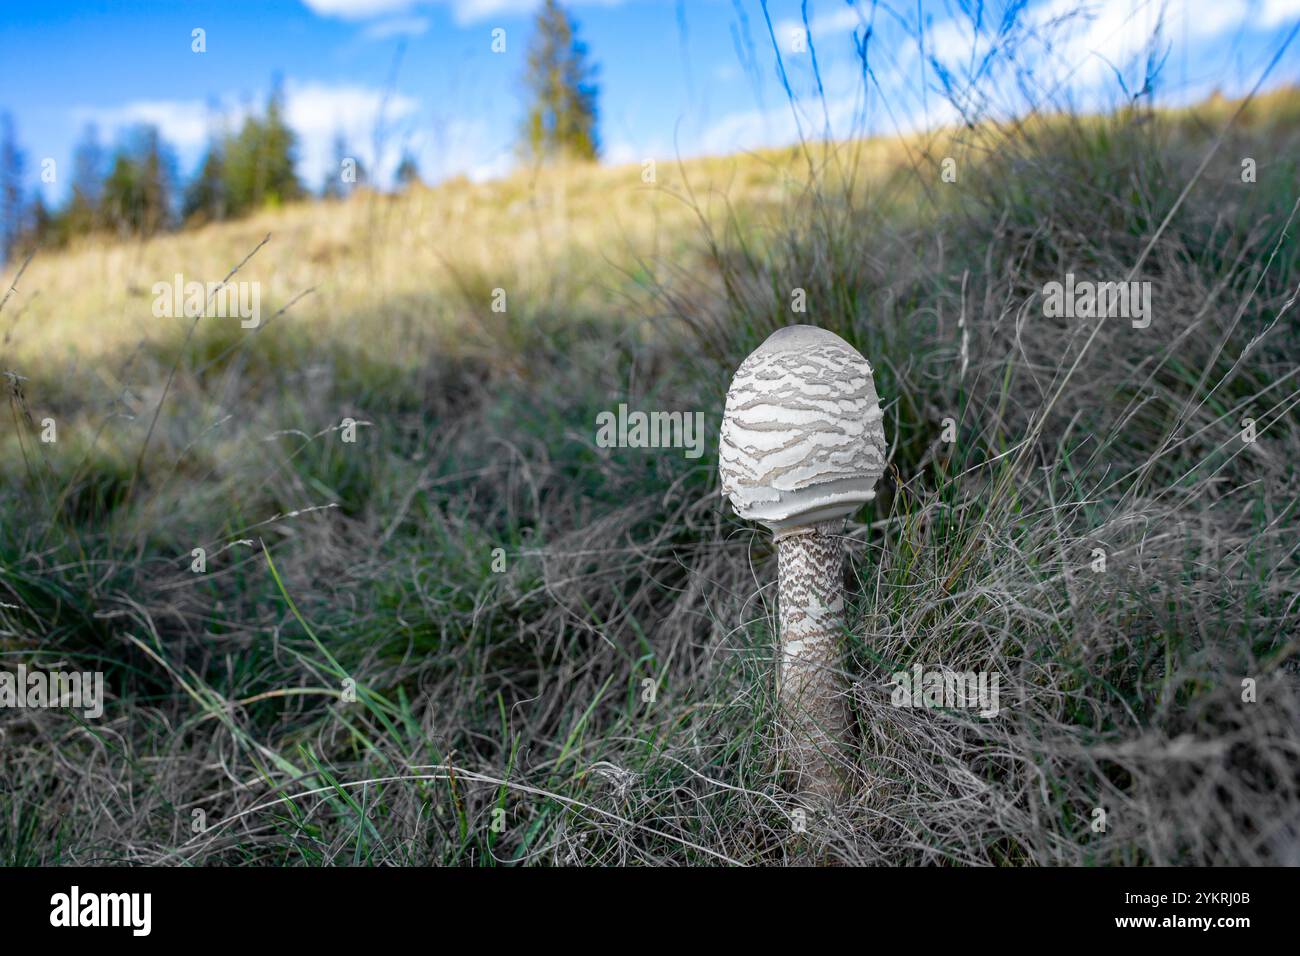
left=719, top=325, right=887, bottom=806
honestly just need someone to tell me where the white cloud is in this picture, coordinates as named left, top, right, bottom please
left=697, top=0, right=1300, bottom=158
left=74, top=81, right=425, bottom=188
left=696, top=103, right=794, bottom=155
left=445, top=0, right=629, bottom=26
left=418, top=117, right=514, bottom=181
left=362, top=15, right=431, bottom=38
left=695, top=73, right=870, bottom=157
left=300, top=0, right=426, bottom=19
left=443, top=0, right=542, bottom=23
left=283, top=81, right=421, bottom=185
left=73, top=100, right=216, bottom=152
left=778, top=0, right=1300, bottom=93
left=934, top=0, right=1300, bottom=92
left=601, top=140, right=641, bottom=165
left=776, top=3, right=870, bottom=49
left=283, top=82, right=419, bottom=140
left=1264, top=0, right=1300, bottom=25
left=301, top=0, right=626, bottom=27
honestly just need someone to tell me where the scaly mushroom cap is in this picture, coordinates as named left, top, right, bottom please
left=719, top=325, right=886, bottom=531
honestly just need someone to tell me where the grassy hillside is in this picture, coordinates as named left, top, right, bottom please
left=2, top=87, right=1299, bottom=865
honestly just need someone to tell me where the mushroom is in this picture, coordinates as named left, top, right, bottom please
left=719, top=325, right=887, bottom=804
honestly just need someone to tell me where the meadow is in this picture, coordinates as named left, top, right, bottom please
left=2, top=86, right=1298, bottom=865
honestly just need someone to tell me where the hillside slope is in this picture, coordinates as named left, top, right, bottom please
left=2, top=89, right=1299, bottom=865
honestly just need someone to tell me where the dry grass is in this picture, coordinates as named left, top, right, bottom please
left=1, top=69, right=1298, bottom=865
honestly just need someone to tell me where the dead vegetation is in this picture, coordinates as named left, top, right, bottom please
left=1, top=53, right=1298, bottom=866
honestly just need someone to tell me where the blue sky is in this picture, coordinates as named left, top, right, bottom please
left=2, top=0, right=1297, bottom=203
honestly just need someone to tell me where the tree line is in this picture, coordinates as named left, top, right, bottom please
left=0, top=80, right=319, bottom=260
left=1, top=0, right=600, bottom=262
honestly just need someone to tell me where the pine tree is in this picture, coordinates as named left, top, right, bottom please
left=66, top=123, right=106, bottom=236
left=0, top=113, right=26, bottom=261
left=20, top=193, right=52, bottom=255
left=520, top=0, right=600, bottom=163
left=224, top=77, right=303, bottom=215
left=136, top=125, right=171, bottom=235
left=395, top=150, right=421, bottom=188
left=99, top=125, right=176, bottom=238
left=258, top=77, right=302, bottom=207
left=183, top=143, right=227, bottom=224
left=322, top=132, right=360, bottom=199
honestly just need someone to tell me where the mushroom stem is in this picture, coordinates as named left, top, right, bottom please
left=718, top=325, right=884, bottom=810
left=775, top=519, right=850, bottom=804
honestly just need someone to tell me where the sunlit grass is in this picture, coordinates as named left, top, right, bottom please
left=2, top=86, right=1298, bottom=865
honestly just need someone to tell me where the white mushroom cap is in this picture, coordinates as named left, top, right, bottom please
left=719, top=325, right=887, bottom=531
